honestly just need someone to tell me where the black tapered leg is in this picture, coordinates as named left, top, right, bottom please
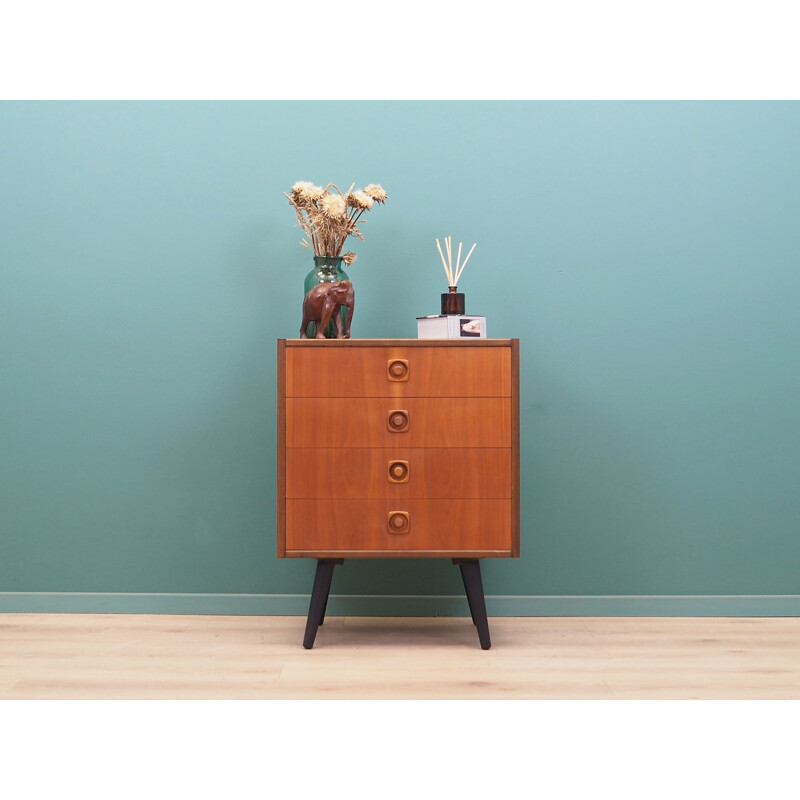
left=319, top=589, right=329, bottom=627
left=458, top=564, right=477, bottom=625
left=453, top=559, right=491, bottom=649
left=303, top=559, right=342, bottom=649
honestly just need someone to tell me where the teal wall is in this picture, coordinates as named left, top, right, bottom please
left=2, top=101, right=799, bottom=615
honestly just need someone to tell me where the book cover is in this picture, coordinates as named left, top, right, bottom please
left=416, top=315, right=487, bottom=339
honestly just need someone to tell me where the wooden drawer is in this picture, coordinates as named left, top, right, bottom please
left=286, top=447, right=512, bottom=499
left=285, top=398, right=511, bottom=448
left=285, top=345, right=511, bottom=398
left=285, top=498, right=513, bottom=554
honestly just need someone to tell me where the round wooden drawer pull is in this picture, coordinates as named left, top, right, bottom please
left=387, top=359, right=409, bottom=381
left=387, top=511, right=410, bottom=534
left=387, top=460, right=410, bottom=483
left=387, top=409, right=410, bottom=432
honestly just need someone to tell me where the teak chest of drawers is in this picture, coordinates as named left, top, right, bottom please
left=277, top=338, right=520, bottom=648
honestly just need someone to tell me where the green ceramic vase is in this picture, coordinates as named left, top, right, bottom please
left=303, top=256, right=350, bottom=338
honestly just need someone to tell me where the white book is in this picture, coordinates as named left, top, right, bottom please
left=416, top=314, right=487, bottom=339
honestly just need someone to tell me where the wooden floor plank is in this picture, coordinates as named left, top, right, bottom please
left=1, top=614, right=798, bottom=699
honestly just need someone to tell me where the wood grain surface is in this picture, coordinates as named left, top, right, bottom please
left=285, top=498, right=512, bottom=553
left=277, top=339, right=519, bottom=559
left=285, top=397, right=511, bottom=448
left=2, top=614, right=798, bottom=699
left=286, top=447, right=512, bottom=499
left=285, top=345, right=511, bottom=397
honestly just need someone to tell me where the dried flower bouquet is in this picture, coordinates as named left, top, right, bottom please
left=286, top=181, right=388, bottom=265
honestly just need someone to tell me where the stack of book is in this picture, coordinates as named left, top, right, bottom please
left=416, top=314, right=487, bottom=339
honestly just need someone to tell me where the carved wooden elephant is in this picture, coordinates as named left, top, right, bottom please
left=300, top=279, right=355, bottom=339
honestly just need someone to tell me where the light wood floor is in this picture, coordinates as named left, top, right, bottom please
left=1, top=613, right=798, bottom=699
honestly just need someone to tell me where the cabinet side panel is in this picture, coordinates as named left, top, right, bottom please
left=512, top=339, right=520, bottom=557
left=277, top=340, right=286, bottom=557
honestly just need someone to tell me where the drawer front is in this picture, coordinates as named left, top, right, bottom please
left=286, top=447, right=511, bottom=499
left=285, top=499, right=512, bottom=553
left=285, top=346, right=511, bottom=398
left=286, top=398, right=510, bottom=448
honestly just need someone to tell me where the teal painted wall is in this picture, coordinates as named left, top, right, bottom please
left=2, top=101, right=799, bottom=614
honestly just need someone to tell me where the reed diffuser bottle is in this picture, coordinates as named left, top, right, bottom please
left=436, top=237, right=475, bottom=315
left=441, top=286, right=465, bottom=315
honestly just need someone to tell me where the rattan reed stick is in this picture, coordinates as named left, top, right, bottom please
left=454, top=242, right=476, bottom=285
left=436, top=238, right=453, bottom=284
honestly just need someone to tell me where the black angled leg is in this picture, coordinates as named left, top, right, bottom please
left=303, top=559, right=342, bottom=649
left=319, top=588, right=329, bottom=627
left=458, top=563, right=477, bottom=625
left=453, top=559, right=491, bottom=649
